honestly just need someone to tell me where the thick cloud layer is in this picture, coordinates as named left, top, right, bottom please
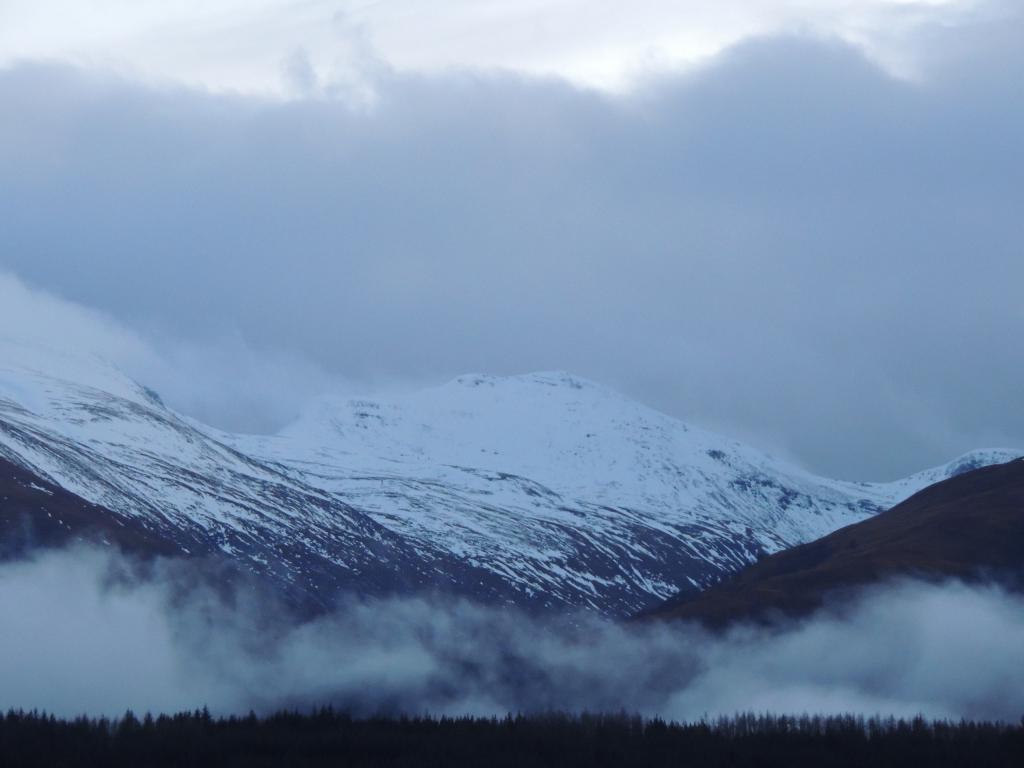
left=1, top=6, right=1022, bottom=478
left=2, top=548, right=1023, bottom=721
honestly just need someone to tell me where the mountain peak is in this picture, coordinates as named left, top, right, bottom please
left=941, top=449, right=1022, bottom=479
left=0, top=336, right=154, bottom=412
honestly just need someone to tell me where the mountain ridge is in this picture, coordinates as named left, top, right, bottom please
left=0, top=339, right=1017, bottom=615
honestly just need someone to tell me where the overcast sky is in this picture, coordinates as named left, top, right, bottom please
left=1, top=0, right=1022, bottom=480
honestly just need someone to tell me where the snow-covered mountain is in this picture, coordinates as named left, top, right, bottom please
left=0, top=341, right=1017, bottom=616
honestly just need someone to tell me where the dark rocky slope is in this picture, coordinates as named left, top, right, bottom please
left=647, top=459, right=1024, bottom=627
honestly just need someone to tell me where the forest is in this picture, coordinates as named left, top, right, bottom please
left=1, top=708, right=1022, bottom=767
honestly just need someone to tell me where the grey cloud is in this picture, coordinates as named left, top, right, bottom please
left=2, top=547, right=1024, bottom=720
left=1, top=8, right=1022, bottom=479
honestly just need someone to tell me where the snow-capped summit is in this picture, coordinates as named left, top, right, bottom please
left=280, top=369, right=878, bottom=542
left=0, top=342, right=1018, bottom=615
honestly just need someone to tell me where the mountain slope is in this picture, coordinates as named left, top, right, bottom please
left=0, top=456, right=175, bottom=559
left=0, top=341, right=1017, bottom=615
left=0, top=342, right=520, bottom=612
left=645, top=458, right=1024, bottom=627
left=248, top=372, right=1015, bottom=610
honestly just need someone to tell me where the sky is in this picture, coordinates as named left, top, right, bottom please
left=0, top=0, right=1022, bottom=480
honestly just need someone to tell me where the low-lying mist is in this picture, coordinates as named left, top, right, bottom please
left=2, top=547, right=1022, bottom=721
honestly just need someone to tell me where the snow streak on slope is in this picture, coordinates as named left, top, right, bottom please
left=0, top=343, right=1017, bottom=615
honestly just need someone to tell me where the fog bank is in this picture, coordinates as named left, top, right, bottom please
left=2, top=548, right=1022, bottom=721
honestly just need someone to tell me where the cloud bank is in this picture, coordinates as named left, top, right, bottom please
left=0, top=0, right=994, bottom=95
left=2, top=547, right=1023, bottom=721
left=1, top=5, right=1022, bottom=478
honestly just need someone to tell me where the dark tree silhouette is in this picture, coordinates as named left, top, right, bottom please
left=0, top=708, right=1021, bottom=767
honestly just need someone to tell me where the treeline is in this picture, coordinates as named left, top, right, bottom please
left=1, top=708, right=1022, bottom=767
